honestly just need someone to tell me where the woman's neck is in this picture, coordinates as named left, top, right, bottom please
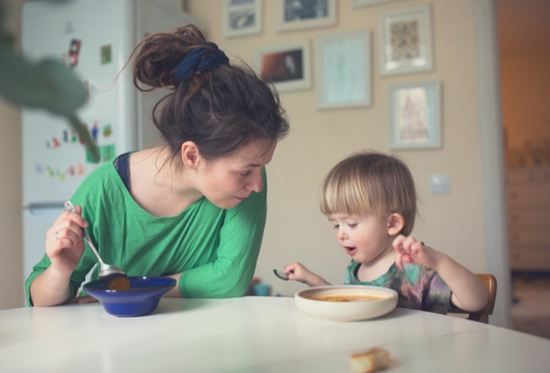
left=129, top=147, right=204, bottom=217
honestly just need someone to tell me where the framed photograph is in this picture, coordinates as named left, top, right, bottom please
left=378, top=4, right=433, bottom=76
left=388, top=81, right=441, bottom=150
left=315, top=29, right=371, bottom=110
left=276, top=0, right=337, bottom=32
left=223, top=0, right=263, bottom=38
left=352, top=0, right=407, bottom=8
left=255, top=40, right=311, bottom=93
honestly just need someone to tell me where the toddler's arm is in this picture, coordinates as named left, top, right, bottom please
left=392, top=235, right=489, bottom=312
left=284, top=262, right=331, bottom=287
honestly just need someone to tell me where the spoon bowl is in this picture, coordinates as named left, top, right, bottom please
left=273, top=269, right=289, bottom=281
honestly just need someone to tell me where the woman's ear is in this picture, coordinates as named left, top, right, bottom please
left=181, top=141, right=200, bottom=169
left=387, top=213, right=405, bottom=235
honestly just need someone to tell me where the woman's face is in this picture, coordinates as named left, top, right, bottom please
left=197, top=140, right=277, bottom=209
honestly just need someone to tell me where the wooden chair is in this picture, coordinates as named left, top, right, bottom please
left=453, top=274, right=497, bottom=324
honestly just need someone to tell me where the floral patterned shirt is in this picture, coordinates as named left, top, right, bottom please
left=344, top=260, right=453, bottom=314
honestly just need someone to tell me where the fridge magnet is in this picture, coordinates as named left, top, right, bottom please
left=223, top=0, right=262, bottom=38
left=67, top=39, right=82, bottom=68
left=387, top=81, right=441, bottom=150
left=255, top=40, right=311, bottom=92
left=276, top=0, right=336, bottom=32
left=103, top=124, right=113, bottom=138
left=101, top=144, right=116, bottom=162
left=51, top=137, right=61, bottom=148
left=66, top=166, right=75, bottom=176
left=352, top=0, right=408, bottom=8
left=100, top=44, right=112, bottom=65
left=315, top=29, right=372, bottom=110
left=91, top=122, right=99, bottom=144
left=377, top=4, right=433, bottom=76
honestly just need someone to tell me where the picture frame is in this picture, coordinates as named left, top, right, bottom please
left=352, top=0, right=407, bottom=8
left=378, top=4, right=433, bottom=76
left=315, top=29, right=371, bottom=110
left=255, top=40, right=311, bottom=93
left=275, top=0, right=337, bottom=32
left=223, top=0, right=263, bottom=38
left=387, top=81, right=441, bottom=150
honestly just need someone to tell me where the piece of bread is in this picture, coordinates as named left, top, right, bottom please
left=349, top=348, right=391, bottom=373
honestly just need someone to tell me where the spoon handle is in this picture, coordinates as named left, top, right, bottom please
left=64, top=201, right=105, bottom=266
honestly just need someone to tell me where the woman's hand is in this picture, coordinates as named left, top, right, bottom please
left=45, top=205, right=88, bottom=277
left=31, top=205, right=89, bottom=307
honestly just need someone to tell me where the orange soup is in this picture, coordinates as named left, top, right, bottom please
left=311, top=295, right=384, bottom=302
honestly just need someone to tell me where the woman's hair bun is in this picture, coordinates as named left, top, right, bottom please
left=133, top=24, right=206, bottom=89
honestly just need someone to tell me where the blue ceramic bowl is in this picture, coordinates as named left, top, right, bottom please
left=84, top=276, right=176, bottom=317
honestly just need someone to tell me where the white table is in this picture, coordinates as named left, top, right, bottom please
left=1, top=296, right=549, bottom=372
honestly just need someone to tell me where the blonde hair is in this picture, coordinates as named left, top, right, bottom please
left=319, top=151, right=417, bottom=235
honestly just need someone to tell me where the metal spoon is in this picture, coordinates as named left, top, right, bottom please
left=64, top=201, right=129, bottom=288
left=273, top=269, right=289, bottom=281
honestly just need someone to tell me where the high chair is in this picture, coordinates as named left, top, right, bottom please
left=453, top=274, right=497, bottom=324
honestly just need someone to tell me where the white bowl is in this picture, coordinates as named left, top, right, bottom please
left=295, top=285, right=398, bottom=322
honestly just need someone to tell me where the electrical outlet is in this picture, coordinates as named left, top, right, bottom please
left=430, top=174, right=451, bottom=194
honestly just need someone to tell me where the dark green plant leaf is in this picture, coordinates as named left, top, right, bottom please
left=0, top=29, right=13, bottom=48
left=1, top=0, right=98, bottom=162
left=0, top=51, right=88, bottom=115
left=68, top=113, right=100, bottom=162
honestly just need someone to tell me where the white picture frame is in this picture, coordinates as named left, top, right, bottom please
left=378, top=4, right=433, bottom=76
left=315, top=29, right=371, bottom=110
left=276, top=0, right=337, bottom=32
left=223, top=0, right=263, bottom=38
left=352, top=0, right=407, bottom=8
left=255, top=40, right=312, bottom=93
left=388, top=81, right=441, bottom=150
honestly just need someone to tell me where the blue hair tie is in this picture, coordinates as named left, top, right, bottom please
left=175, top=42, right=230, bottom=84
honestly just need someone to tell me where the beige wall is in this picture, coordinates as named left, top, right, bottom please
left=186, top=0, right=487, bottom=297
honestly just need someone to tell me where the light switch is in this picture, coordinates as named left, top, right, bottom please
left=430, top=174, right=451, bottom=194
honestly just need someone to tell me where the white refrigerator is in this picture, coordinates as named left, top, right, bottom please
left=21, top=0, right=200, bottom=285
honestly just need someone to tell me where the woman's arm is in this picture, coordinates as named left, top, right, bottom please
left=177, top=169, right=269, bottom=298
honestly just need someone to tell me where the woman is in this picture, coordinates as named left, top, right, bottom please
left=26, top=25, right=290, bottom=306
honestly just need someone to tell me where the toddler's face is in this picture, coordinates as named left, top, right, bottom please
left=327, top=212, right=394, bottom=264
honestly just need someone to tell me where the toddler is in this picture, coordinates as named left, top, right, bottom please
left=284, top=151, right=488, bottom=314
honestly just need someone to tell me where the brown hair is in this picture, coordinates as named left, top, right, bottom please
left=131, top=24, right=289, bottom=162
left=319, top=151, right=417, bottom=235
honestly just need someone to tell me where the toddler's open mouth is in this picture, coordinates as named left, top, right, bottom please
left=345, top=246, right=357, bottom=256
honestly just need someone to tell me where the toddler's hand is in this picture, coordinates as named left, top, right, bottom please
left=392, top=235, right=440, bottom=270
left=283, top=262, right=331, bottom=287
left=283, top=262, right=313, bottom=284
